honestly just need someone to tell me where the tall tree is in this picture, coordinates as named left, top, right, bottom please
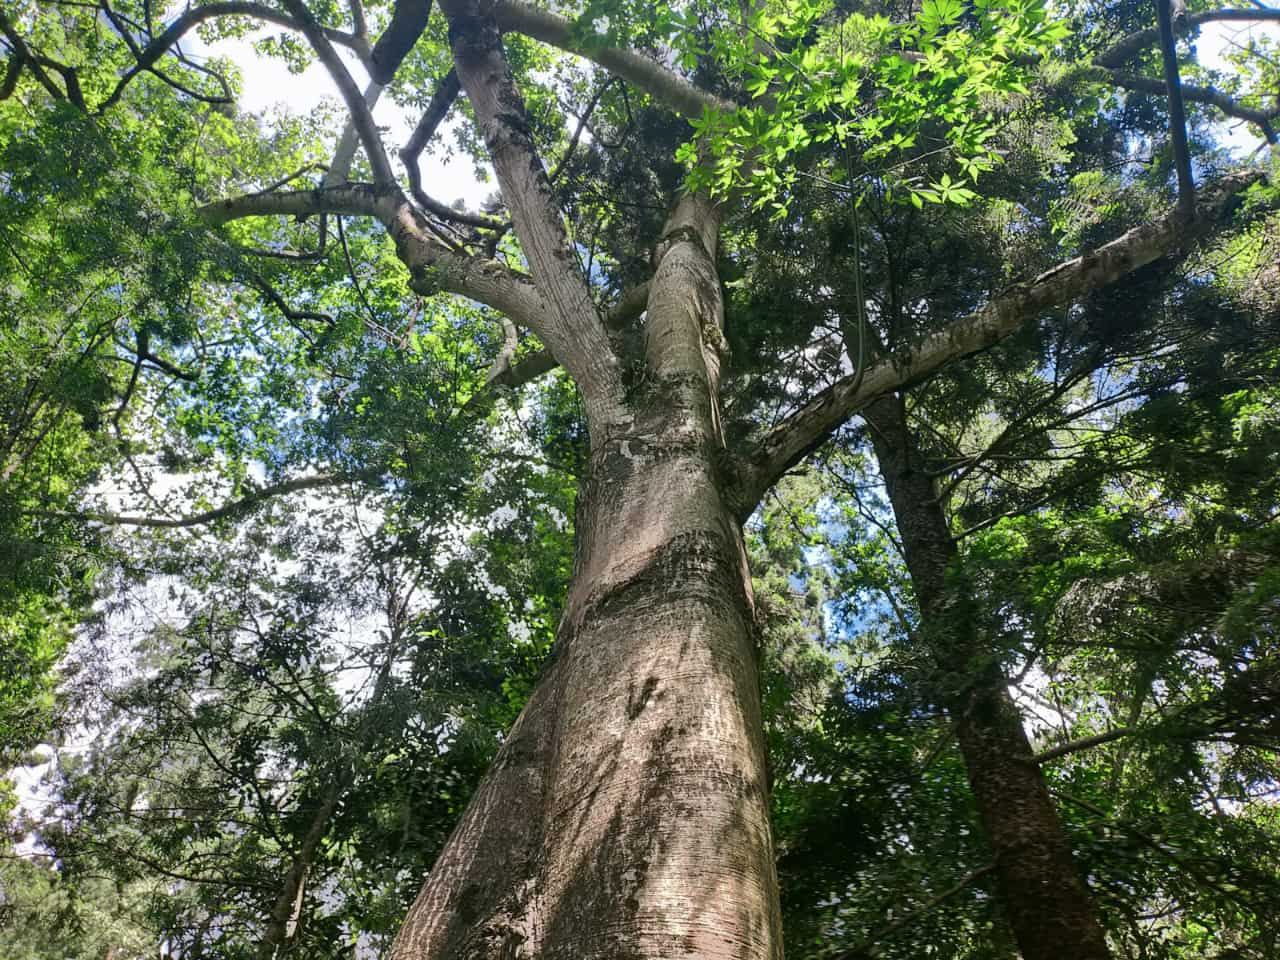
left=3, top=0, right=1277, bottom=956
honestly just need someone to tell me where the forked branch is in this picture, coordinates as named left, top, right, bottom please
left=199, top=185, right=552, bottom=330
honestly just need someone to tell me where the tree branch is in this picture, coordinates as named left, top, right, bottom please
left=324, top=80, right=384, bottom=187
left=468, top=278, right=650, bottom=401
left=491, top=0, right=731, bottom=118
left=0, top=10, right=76, bottom=104
left=735, top=168, right=1265, bottom=514
left=1032, top=727, right=1135, bottom=764
left=370, top=0, right=433, bottom=84
left=198, top=184, right=553, bottom=331
left=1104, top=69, right=1280, bottom=139
left=1095, top=8, right=1280, bottom=69
left=279, top=0, right=396, bottom=187
left=1156, top=0, right=1195, bottom=218
left=96, top=2, right=363, bottom=113
left=31, top=471, right=380, bottom=529
left=441, top=0, right=625, bottom=427
left=399, top=69, right=506, bottom=229
left=832, top=864, right=998, bottom=959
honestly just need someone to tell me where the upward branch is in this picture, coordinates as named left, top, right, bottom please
left=735, top=169, right=1265, bottom=515
left=279, top=0, right=396, bottom=187
left=441, top=0, right=626, bottom=428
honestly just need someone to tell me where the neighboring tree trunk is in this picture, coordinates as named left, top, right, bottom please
left=864, top=393, right=1112, bottom=960
left=388, top=197, right=783, bottom=960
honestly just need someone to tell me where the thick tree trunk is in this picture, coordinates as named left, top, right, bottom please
left=864, top=394, right=1111, bottom=960
left=389, top=198, right=781, bottom=959
left=389, top=410, right=780, bottom=960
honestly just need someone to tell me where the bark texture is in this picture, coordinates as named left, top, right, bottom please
left=864, top=394, right=1112, bottom=960
left=389, top=364, right=781, bottom=960
left=387, top=47, right=780, bottom=949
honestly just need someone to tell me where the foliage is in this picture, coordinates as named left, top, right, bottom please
left=1, top=0, right=1278, bottom=956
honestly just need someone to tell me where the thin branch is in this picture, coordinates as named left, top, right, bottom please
left=30, top=471, right=379, bottom=528
left=1032, top=727, right=1135, bottom=764
left=832, top=864, right=998, bottom=959
left=98, top=2, right=362, bottom=113
left=549, top=78, right=614, bottom=184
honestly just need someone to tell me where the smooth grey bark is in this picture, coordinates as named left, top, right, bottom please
left=864, top=393, right=1112, bottom=960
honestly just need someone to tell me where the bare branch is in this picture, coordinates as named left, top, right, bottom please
left=468, top=278, right=650, bottom=402
left=278, top=0, right=396, bottom=187
left=550, top=78, right=614, bottom=184
left=1032, top=727, right=1135, bottom=764
left=1095, top=8, right=1280, bottom=69
left=441, top=0, right=625, bottom=427
left=200, top=183, right=389, bottom=225
left=832, top=864, right=998, bottom=959
left=325, top=81, right=385, bottom=186
left=97, top=2, right=363, bottom=113
left=370, top=0, right=432, bottom=84
left=199, top=185, right=553, bottom=330
left=735, top=168, right=1265, bottom=513
left=30, top=472, right=380, bottom=529
left=347, top=0, right=370, bottom=43
left=608, top=280, right=650, bottom=330
left=492, top=0, right=731, bottom=118
left=399, top=69, right=506, bottom=229
left=1104, top=69, right=1280, bottom=138
left=1156, top=0, right=1196, bottom=217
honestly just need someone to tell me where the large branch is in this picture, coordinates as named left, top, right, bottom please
left=441, top=0, right=625, bottom=427
left=736, top=169, right=1265, bottom=513
left=279, top=0, right=396, bottom=187
left=1104, top=69, right=1280, bottom=135
left=198, top=185, right=553, bottom=329
left=370, top=0, right=433, bottom=83
left=491, top=0, right=731, bottom=117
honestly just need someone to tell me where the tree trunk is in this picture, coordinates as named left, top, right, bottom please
left=864, top=394, right=1111, bottom=960
left=389, top=200, right=782, bottom=959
